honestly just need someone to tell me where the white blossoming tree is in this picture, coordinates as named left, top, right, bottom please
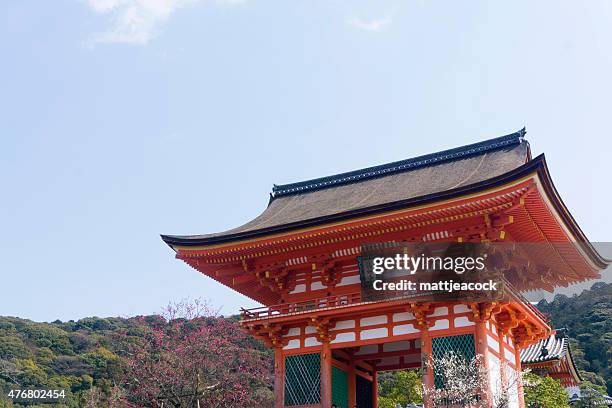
left=423, top=351, right=524, bottom=408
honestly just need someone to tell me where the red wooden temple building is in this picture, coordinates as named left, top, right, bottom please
left=162, top=129, right=608, bottom=408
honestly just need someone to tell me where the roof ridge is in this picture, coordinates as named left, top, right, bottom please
left=272, top=128, right=527, bottom=198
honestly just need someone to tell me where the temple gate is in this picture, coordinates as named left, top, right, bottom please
left=162, top=129, right=608, bottom=407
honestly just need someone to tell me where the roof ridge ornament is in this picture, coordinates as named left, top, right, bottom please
left=271, top=128, right=527, bottom=198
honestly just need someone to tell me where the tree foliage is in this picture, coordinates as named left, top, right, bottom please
left=523, top=372, right=570, bottom=408
left=0, top=303, right=273, bottom=408
left=536, top=282, right=611, bottom=393
left=378, top=370, right=422, bottom=408
left=120, top=301, right=273, bottom=407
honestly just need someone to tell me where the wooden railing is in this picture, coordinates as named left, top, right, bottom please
left=240, top=281, right=549, bottom=323
left=240, top=292, right=362, bottom=320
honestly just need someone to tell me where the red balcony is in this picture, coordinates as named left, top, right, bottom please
left=239, top=281, right=548, bottom=323
left=240, top=292, right=362, bottom=320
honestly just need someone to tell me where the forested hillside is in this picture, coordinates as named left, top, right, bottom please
left=536, top=282, right=611, bottom=394
left=0, top=307, right=273, bottom=407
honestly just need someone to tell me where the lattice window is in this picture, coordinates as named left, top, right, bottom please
left=332, top=366, right=349, bottom=408
left=285, top=353, right=321, bottom=406
left=431, top=333, right=476, bottom=389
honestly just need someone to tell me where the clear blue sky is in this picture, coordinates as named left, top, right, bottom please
left=1, top=0, right=611, bottom=322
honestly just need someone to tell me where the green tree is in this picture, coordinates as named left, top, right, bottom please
left=378, top=370, right=422, bottom=408
left=536, top=283, right=611, bottom=394
left=523, top=372, right=570, bottom=408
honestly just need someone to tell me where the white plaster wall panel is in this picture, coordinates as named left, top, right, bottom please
left=431, top=307, right=449, bottom=317
left=492, top=325, right=497, bottom=335
left=286, top=328, right=300, bottom=337
left=305, top=326, right=317, bottom=335
left=487, top=335, right=500, bottom=352
left=430, top=319, right=450, bottom=331
left=384, top=341, right=410, bottom=352
left=304, top=337, right=322, bottom=347
left=393, top=324, right=418, bottom=336
left=310, top=281, right=325, bottom=291
left=333, top=320, right=356, bottom=330
left=454, top=316, right=474, bottom=327
left=283, top=339, right=300, bottom=350
left=360, top=327, right=388, bottom=340
left=289, top=284, right=306, bottom=294
left=360, top=315, right=388, bottom=327
left=392, top=312, right=415, bottom=322
left=453, top=304, right=470, bottom=313
left=331, top=332, right=356, bottom=344
left=504, top=347, right=515, bottom=362
left=355, top=344, right=378, bottom=355
left=337, top=275, right=361, bottom=286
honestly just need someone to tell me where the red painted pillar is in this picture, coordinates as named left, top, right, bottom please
left=274, top=347, right=285, bottom=408
left=475, top=321, right=492, bottom=406
left=348, top=360, right=356, bottom=408
left=420, top=329, right=434, bottom=408
left=514, top=344, right=526, bottom=408
left=321, top=342, right=332, bottom=408
left=372, top=368, right=378, bottom=408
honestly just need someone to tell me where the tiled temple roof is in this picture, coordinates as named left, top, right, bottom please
left=162, top=129, right=531, bottom=246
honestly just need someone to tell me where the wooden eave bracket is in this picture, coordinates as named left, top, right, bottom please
left=407, top=302, right=434, bottom=330
left=310, top=317, right=335, bottom=342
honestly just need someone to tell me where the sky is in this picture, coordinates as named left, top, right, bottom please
left=1, top=0, right=611, bottom=322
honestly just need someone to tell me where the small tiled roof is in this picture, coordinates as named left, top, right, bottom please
left=521, top=332, right=569, bottom=364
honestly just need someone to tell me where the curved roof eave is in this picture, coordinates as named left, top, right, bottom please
left=161, top=155, right=609, bottom=270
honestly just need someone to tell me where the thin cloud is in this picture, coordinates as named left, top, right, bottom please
left=85, top=0, right=242, bottom=46
left=348, top=16, right=392, bottom=32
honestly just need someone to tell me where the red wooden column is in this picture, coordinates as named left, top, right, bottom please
left=475, top=321, right=492, bottom=406
left=274, top=347, right=285, bottom=408
left=514, top=345, right=526, bottom=408
left=420, top=328, right=434, bottom=408
left=321, top=341, right=332, bottom=408
left=371, top=368, right=378, bottom=408
left=348, top=359, right=356, bottom=408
